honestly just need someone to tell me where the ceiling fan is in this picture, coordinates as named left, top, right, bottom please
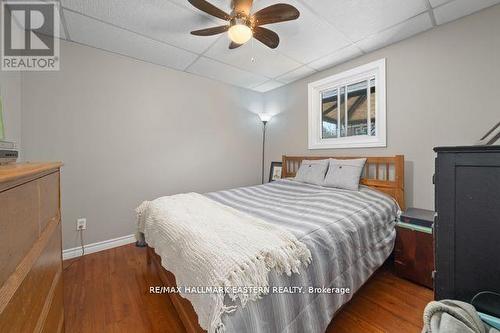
left=188, top=0, right=300, bottom=49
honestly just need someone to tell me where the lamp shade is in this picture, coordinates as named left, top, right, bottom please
left=259, top=113, right=272, bottom=122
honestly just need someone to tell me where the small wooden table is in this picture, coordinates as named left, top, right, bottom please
left=394, top=221, right=434, bottom=289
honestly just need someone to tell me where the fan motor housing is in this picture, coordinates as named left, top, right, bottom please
left=230, top=17, right=252, bottom=29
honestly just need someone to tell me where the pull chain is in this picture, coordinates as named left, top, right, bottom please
left=251, top=36, right=256, bottom=63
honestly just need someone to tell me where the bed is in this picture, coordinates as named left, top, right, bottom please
left=145, top=155, right=405, bottom=333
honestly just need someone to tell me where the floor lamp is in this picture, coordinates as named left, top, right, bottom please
left=259, top=114, right=272, bottom=184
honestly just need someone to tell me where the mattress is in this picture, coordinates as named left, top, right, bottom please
left=205, top=179, right=399, bottom=333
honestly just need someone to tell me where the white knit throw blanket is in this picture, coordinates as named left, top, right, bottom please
left=136, top=193, right=312, bottom=333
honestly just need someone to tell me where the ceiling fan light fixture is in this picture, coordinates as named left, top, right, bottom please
left=228, top=23, right=252, bottom=45
left=188, top=0, right=300, bottom=50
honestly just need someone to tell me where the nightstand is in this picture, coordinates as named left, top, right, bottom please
left=394, top=221, right=434, bottom=289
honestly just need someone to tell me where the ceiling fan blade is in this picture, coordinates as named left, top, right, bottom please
left=191, top=25, right=229, bottom=36
left=231, top=0, right=253, bottom=16
left=253, top=4, right=300, bottom=26
left=187, top=0, right=231, bottom=21
left=229, top=41, right=243, bottom=49
left=253, top=26, right=280, bottom=49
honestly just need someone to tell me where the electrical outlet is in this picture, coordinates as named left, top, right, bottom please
left=76, top=218, right=87, bottom=231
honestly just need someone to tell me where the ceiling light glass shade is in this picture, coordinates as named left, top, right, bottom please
left=228, top=24, right=252, bottom=45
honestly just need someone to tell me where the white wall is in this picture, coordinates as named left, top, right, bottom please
left=19, top=4, right=500, bottom=250
left=263, top=5, right=500, bottom=210
left=0, top=72, right=22, bottom=150
left=22, top=41, right=264, bottom=250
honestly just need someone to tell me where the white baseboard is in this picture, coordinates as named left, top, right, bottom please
left=63, top=234, right=136, bottom=260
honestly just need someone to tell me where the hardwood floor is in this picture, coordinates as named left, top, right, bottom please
left=63, top=244, right=433, bottom=333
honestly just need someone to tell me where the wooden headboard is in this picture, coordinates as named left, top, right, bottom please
left=282, top=155, right=405, bottom=210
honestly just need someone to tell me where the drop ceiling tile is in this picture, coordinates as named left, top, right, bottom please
left=247, top=0, right=350, bottom=64
left=187, top=57, right=268, bottom=89
left=58, top=8, right=68, bottom=40
left=356, top=13, right=433, bottom=53
left=64, top=10, right=197, bottom=71
left=276, top=66, right=315, bottom=84
left=19, top=1, right=66, bottom=39
left=195, top=0, right=233, bottom=14
left=252, top=80, right=286, bottom=93
left=310, top=0, right=428, bottom=42
left=308, top=45, right=363, bottom=71
left=61, top=0, right=217, bottom=53
left=53, top=5, right=68, bottom=39
left=433, top=0, right=500, bottom=25
left=204, top=36, right=302, bottom=78
left=429, top=0, right=454, bottom=7
left=169, top=0, right=233, bottom=14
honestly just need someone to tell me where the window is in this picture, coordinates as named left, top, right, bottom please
left=308, top=59, right=386, bottom=149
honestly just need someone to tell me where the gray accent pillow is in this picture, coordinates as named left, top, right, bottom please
left=324, top=158, right=367, bottom=191
left=294, top=159, right=329, bottom=186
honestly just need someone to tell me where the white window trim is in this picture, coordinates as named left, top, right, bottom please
left=308, top=58, right=386, bottom=149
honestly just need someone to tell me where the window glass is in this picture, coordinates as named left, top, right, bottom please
left=370, top=78, right=376, bottom=136
left=320, top=78, right=376, bottom=139
left=321, top=89, right=338, bottom=139
left=339, top=87, right=346, bottom=137
left=346, top=80, right=368, bottom=137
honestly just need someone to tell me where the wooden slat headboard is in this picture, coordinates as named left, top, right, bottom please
left=282, top=155, right=405, bottom=210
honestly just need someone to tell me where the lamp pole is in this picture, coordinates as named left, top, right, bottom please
left=258, top=113, right=272, bottom=184
left=261, top=120, right=267, bottom=184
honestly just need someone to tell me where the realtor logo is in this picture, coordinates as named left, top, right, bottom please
left=1, top=1, right=60, bottom=71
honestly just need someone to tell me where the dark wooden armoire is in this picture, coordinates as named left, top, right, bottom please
left=434, top=146, right=500, bottom=301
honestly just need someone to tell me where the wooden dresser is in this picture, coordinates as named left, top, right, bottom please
left=0, top=163, right=64, bottom=333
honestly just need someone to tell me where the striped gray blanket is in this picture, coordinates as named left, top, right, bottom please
left=205, top=179, right=399, bottom=333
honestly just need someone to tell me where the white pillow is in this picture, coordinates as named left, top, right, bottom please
left=324, top=158, right=367, bottom=191
left=295, top=159, right=329, bottom=186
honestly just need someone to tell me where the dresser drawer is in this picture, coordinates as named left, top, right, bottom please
left=41, top=266, right=64, bottom=333
left=0, top=171, right=60, bottom=286
left=38, top=172, right=60, bottom=232
left=0, top=179, right=40, bottom=286
left=0, top=221, right=62, bottom=332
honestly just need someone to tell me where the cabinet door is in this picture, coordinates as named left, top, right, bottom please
left=434, top=153, right=457, bottom=300
left=395, top=226, right=434, bottom=288
left=455, top=164, right=500, bottom=301
left=415, top=231, right=433, bottom=288
left=394, top=227, right=416, bottom=279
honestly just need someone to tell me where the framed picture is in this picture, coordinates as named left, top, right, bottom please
left=269, top=162, right=283, bottom=182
